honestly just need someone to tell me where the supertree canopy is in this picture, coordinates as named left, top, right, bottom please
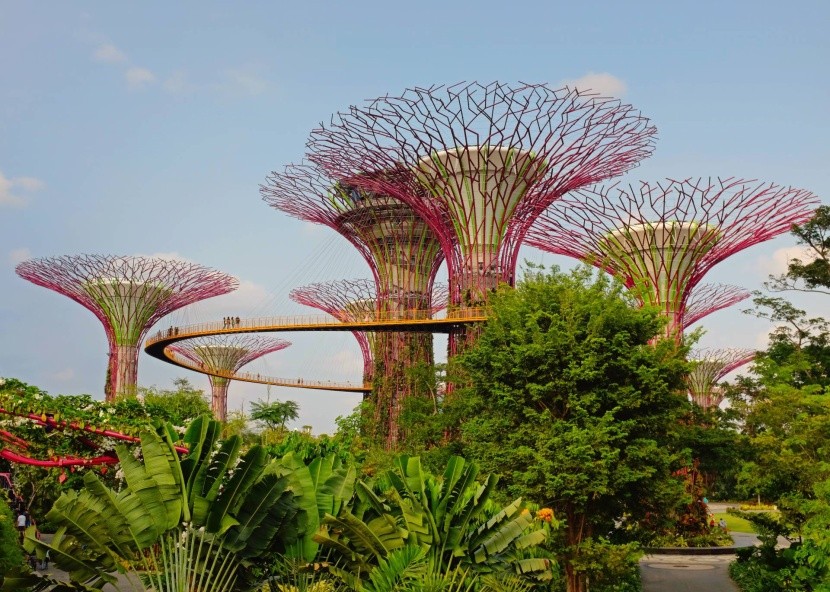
left=262, top=163, right=445, bottom=312
left=683, top=283, right=751, bottom=330
left=307, top=82, right=657, bottom=322
left=688, top=348, right=755, bottom=409
left=169, top=335, right=291, bottom=422
left=526, top=178, right=819, bottom=339
left=15, top=255, right=238, bottom=400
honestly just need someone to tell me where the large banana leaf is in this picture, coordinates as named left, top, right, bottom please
left=207, top=445, right=268, bottom=534
left=191, top=435, right=242, bottom=527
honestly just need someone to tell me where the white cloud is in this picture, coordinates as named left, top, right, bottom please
left=560, top=72, right=627, bottom=97
left=220, top=66, right=269, bottom=97
left=54, top=368, right=75, bottom=382
left=757, top=245, right=815, bottom=277
left=125, top=67, right=156, bottom=90
left=93, top=43, right=127, bottom=64
left=8, top=248, right=32, bottom=265
left=163, top=71, right=197, bottom=95
left=0, top=171, right=44, bottom=207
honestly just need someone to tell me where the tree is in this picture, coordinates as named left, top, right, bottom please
left=139, top=377, right=211, bottom=426
left=251, top=399, right=300, bottom=432
left=454, top=265, right=689, bottom=592
left=767, top=205, right=830, bottom=295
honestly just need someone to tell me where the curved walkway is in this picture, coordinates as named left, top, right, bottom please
left=143, top=309, right=488, bottom=393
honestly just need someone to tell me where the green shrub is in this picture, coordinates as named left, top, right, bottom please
left=0, top=495, right=24, bottom=573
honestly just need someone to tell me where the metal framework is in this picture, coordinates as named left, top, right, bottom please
left=169, top=335, right=291, bottom=422
left=688, top=348, right=755, bottom=409
left=683, top=283, right=751, bottom=329
left=15, top=255, right=238, bottom=400
left=526, top=178, right=819, bottom=339
left=307, top=82, right=656, bottom=354
left=262, top=163, right=445, bottom=312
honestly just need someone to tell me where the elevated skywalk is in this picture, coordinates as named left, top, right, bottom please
left=144, top=308, right=488, bottom=393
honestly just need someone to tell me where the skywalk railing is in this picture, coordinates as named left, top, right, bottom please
left=163, top=349, right=370, bottom=392
left=145, top=306, right=488, bottom=347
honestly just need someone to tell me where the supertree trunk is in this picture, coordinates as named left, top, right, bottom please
left=208, top=377, right=231, bottom=422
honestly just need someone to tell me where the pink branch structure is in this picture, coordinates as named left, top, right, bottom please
left=290, top=279, right=380, bottom=385
left=683, top=283, right=751, bottom=330
left=0, top=407, right=189, bottom=468
left=526, top=178, right=819, bottom=339
left=262, top=163, right=445, bottom=312
left=16, top=255, right=238, bottom=400
left=307, top=81, right=657, bottom=352
left=687, top=348, right=756, bottom=409
left=169, top=335, right=291, bottom=422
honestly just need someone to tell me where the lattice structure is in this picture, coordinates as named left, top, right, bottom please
left=169, top=335, right=291, bottom=421
left=290, top=279, right=380, bottom=386
left=262, top=163, right=445, bottom=312
left=526, top=178, right=819, bottom=339
left=683, top=283, right=751, bottom=330
left=15, top=255, right=238, bottom=400
left=688, top=348, right=755, bottom=409
left=307, top=81, right=657, bottom=352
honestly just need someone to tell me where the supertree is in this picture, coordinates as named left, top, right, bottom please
left=16, top=255, right=238, bottom=400
left=688, top=348, right=755, bottom=409
left=526, top=178, right=819, bottom=340
left=290, top=278, right=448, bottom=448
left=307, top=81, right=657, bottom=352
left=169, top=335, right=291, bottom=422
left=683, top=283, right=751, bottom=330
left=262, top=164, right=447, bottom=447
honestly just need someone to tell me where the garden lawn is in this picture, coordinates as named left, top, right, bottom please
left=713, top=513, right=755, bottom=533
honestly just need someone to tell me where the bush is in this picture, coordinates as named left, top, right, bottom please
left=0, top=495, right=24, bottom=573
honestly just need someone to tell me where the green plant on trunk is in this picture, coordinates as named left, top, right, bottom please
left=1, top=416, right=301, bottom=592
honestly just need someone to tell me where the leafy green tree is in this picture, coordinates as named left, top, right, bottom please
left=767, top=205, right=830, bottom=295
left=251, top=398, right=300, bottom=432
left=453, top=265, right=689, bottom=592
left=139, top=377, right=211, bottom=426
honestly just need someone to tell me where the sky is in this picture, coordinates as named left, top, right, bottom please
left=0, top=1, right=828, bottom=433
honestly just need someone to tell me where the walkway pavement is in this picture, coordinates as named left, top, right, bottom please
left=640, top=553, right=738, bottom=592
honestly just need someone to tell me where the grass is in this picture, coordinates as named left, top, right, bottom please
left=713, top=512, right=756, bottom=533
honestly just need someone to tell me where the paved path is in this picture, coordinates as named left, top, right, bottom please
left=640, top=553, right=738, bottom=592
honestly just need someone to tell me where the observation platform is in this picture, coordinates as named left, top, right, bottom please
left=144, top=308, right=488, bottom=393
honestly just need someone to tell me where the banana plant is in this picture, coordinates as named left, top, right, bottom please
left=3, top=416, right=301, bottom=592
left=314, top=455, right=551, bottom=582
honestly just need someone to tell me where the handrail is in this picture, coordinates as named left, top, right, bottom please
left=144, top=307, right=488, bottom=394
left=146, top=307, right=488, bottom=347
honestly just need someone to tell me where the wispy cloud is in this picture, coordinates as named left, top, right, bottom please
left=92, top=43, right=127, bottom=64
left=126, top=67, right=156, bottom=90
left=8, top=247, right=32, bottom=265
left=163, top=70, right=197, bottom=95
left=219, top=66, right=270, bottom=97
left=53, top=368, right=75, bottom=382
left=0, top=171, right=44, bottom=207
left=560, top=72, right=627, bottom=97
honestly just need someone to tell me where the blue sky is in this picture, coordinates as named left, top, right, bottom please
left=1, top=1, right=827, bottom=432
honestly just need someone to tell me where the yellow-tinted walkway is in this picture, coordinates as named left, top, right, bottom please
left=144, top=308, right=487, bottom=393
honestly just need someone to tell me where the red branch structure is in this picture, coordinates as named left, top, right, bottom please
left=170, top=335, right=291, bottom=422
left=0, top=407, right=189, bottom=467
left=16, top=255, right=238, bottom=400
left=687, top=348, right=756, bottom=409
left=307, top=81, right=657, bottom=353
left=526, top=178, right=819, bottom=339
left=683, top=283, right=751, bottom=330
